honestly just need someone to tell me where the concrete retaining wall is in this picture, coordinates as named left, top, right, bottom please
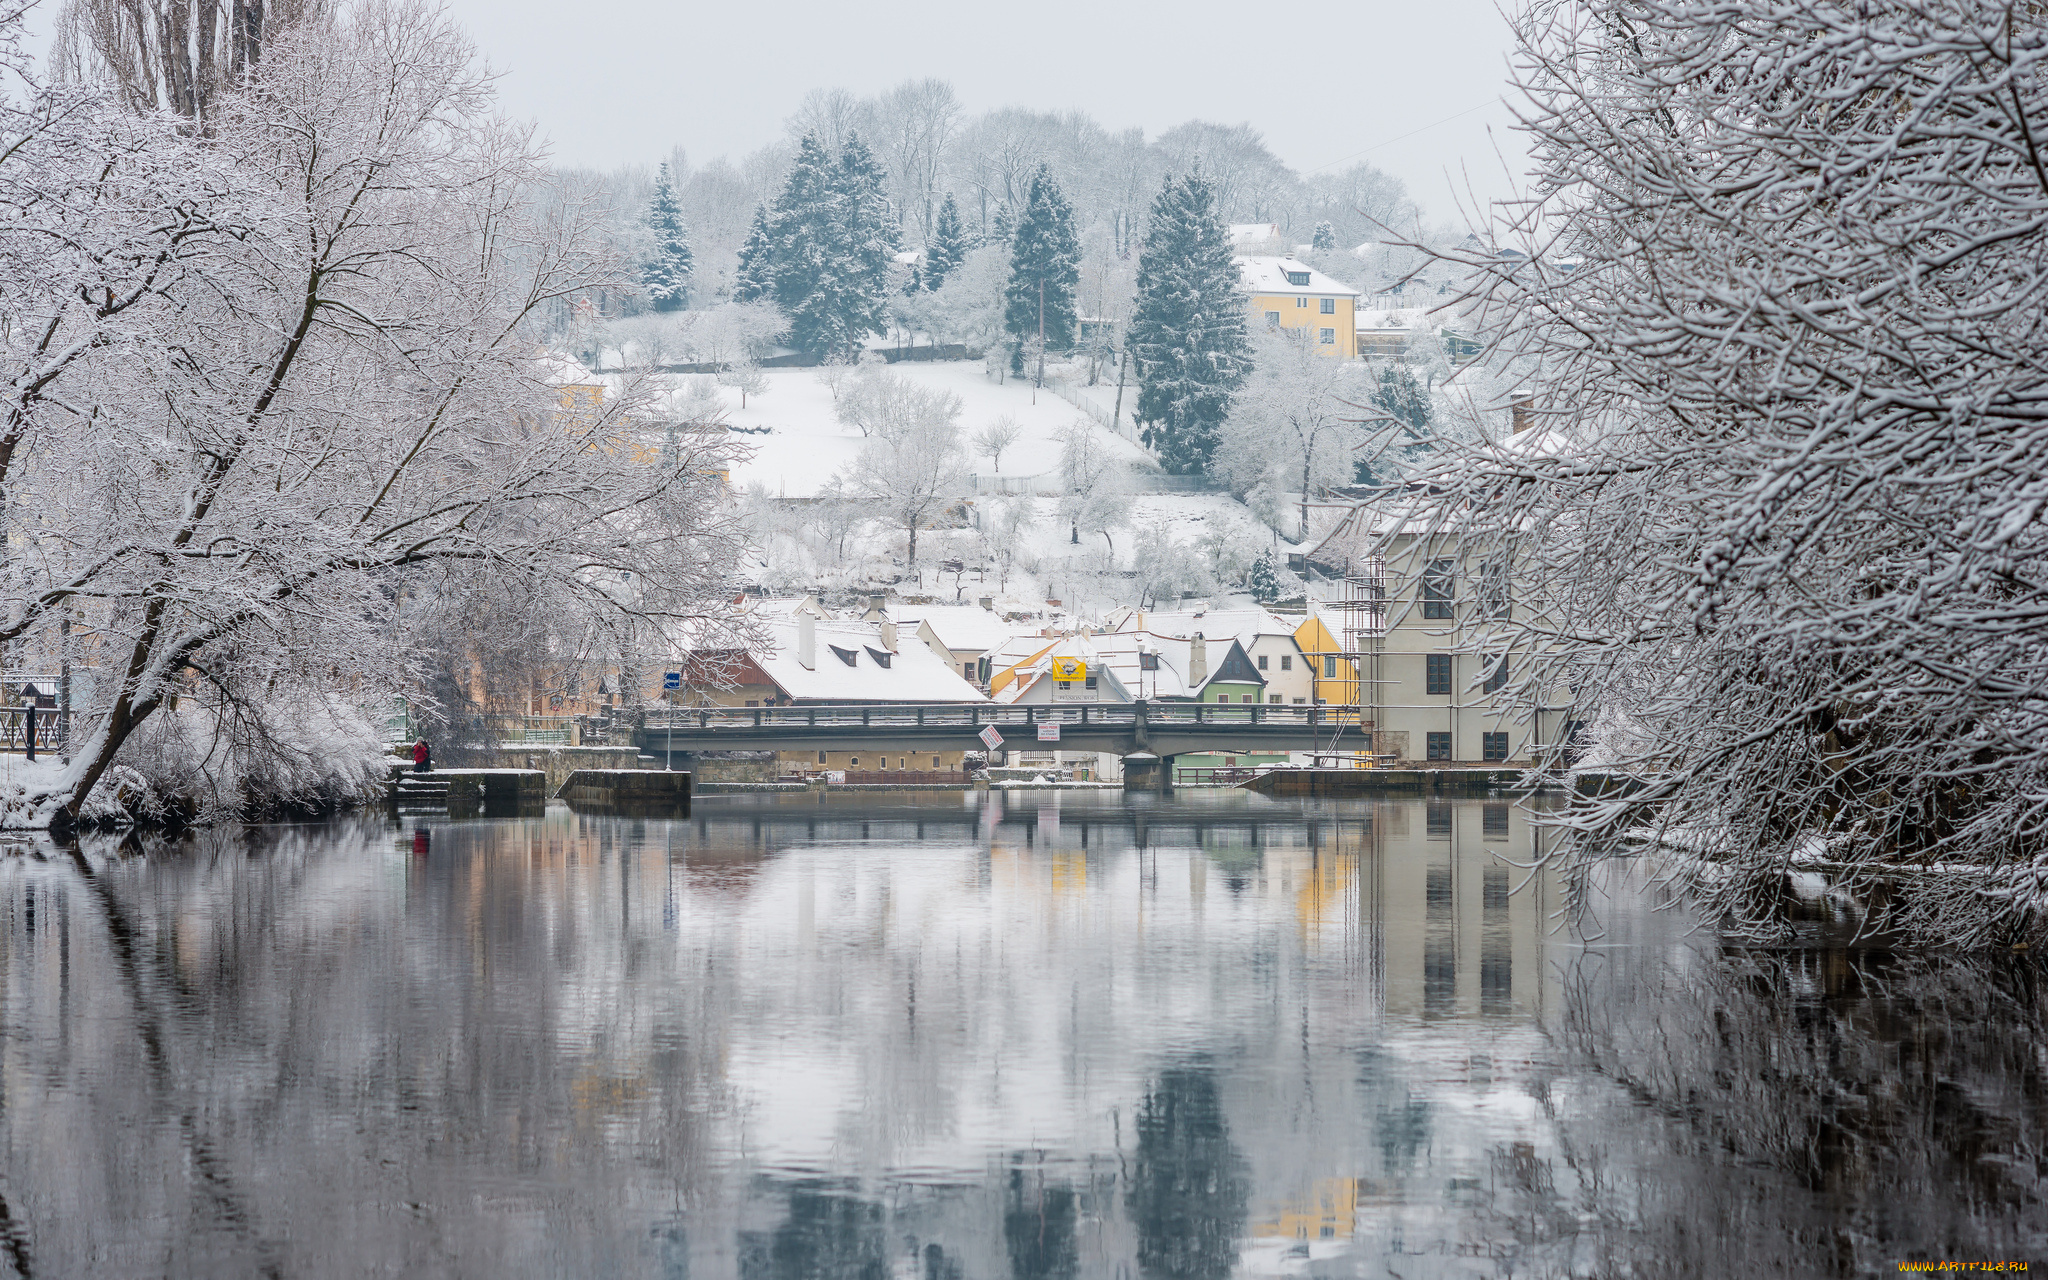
left=558, top=769, right=691, bottom=815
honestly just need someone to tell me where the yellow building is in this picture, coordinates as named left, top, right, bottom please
left=1293, top=613, right=1360, bottom=705
left=1237, top=256, right=1361, bottom=358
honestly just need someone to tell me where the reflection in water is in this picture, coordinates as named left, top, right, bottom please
left=0, top=794, right=2041, bottom=1277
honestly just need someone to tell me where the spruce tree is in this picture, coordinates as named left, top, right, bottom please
left=833, top=132, right=899, bottom=346
left=1129, top=171, right=1251, bottom=475
left=756, top=132, right=898, bottom=360
left=734, top=204, right=775, bottom=304
left=922, top=192, right=967, bottom=291
left=1248, top=548, right=1280, bottom=603
left=1311, top=220, right=1336, bottom=253
left=641, top=162, right=693, bottom=312
left=1003, top=165, right=1082, bottom=372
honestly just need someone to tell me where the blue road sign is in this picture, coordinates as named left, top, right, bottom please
left=663, top=672, right=681, bottom=690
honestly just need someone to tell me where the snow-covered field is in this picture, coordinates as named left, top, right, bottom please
left=660, top=359, right=1152, bottom=498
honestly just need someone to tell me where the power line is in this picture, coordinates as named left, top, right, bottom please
left=1306, top=101, right=1500, bottom=174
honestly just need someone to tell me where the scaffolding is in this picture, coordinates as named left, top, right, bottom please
left=1307, top=557, right=1390, bottom=768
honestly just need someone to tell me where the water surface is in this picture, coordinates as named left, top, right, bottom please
left=0, top=792, right=2041, bottom=1277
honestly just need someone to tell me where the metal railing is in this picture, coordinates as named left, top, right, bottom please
left=640, top=702, right=1368, bottom=732
left=0, top=707, right=67, bottom=755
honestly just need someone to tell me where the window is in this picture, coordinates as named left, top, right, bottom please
left=1140, top=652, right=1160, bottom=671
left=1296, top=296, right=1308, bottom=308
left=1483, top=803, right=1510, bottom=840
left=1293, top=697, right=1306, bottom=704
left=1269, top=695, right=1281, bottom=704
left=829, top=644, right=859, bottom=666
left=1216, top=694, right=1229, bottom=704
left=1421, top=558, right=1455, bottom=619
left=1482, top=732, right=1509, bottom=762
left=1426, top=653, right=1453, bottom=695
left=1427, top=732, right=1453, bottom=762
left=745, top=700, right=758, bottom=707
left=963, top=662, right=973, bottom=677
left=1257, top=654, right=1268, bottom=670
left=864, top=647, right=892, bottom=668
left=1285, top=270, right=1310, bottom=286
left=1319, top=297, right=1335, bottom=315
left=817, top=750, right=827, bottom=764
left=1057, top=680, right=1072, bottom=690
left=1319, top=328, right=1335, bottom=345
left=1265, top=310, right=1281, bottom=327
left=1084, top=675, right=1097, bottom=689
left=850, top=756, right=859, bottom=766
left=1324, top=655, right=1337, bottom=678
left=932, top=756, right=941, bottom=768
left=1483, top=656, right=1508, bottom=694
left=1280, top=654, right=1292, bottom=671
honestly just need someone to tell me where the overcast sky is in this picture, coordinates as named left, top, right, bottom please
left=432, top=0, right=1528, bottom=224
left=25, top=0, right=1530, bottom=223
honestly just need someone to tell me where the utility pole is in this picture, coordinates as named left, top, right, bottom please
left=1037, top=278, right=1046, bottom=392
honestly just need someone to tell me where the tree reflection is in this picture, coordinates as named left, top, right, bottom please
left=1003, top=1161, right=1077, bottom=1280
left=1126, top=1065, right=1249, bottom=1280
left=740, top=1181, right=888, bottom=1280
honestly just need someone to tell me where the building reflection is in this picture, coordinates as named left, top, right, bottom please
left=0, top=796, right=2040, bottom=1278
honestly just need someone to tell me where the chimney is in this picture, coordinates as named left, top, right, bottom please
left=879, top=619, right=897, bottom=651
left=868, top=593, right=886, bottom=619
left=1189, top=633, right=1208, bottom=688
left=797, top=613, right=816, bottom=670
left=978, top=596, right=994, bottom=611
left=1511, top=391, right=1537, bottom=434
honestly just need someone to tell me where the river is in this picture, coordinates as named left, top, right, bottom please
left=0, top=792, right=2041, bottom=1278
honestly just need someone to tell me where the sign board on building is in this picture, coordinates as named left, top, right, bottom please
left=1037, top=723, right=1061, bottom=742
left=978, top=725, right=1004, bottom=750
left=1050, top=658, right=1087, bottom=680
left=662, top=671, right=681, bottom=690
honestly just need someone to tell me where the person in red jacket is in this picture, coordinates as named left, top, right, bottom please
left=412, top=738, right=432, bottom=774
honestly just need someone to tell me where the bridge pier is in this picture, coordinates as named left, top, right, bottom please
left=1121, top=753, right=1176, bottom=792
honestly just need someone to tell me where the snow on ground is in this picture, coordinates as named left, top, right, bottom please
left=656, top=360, right=1155, bottom=498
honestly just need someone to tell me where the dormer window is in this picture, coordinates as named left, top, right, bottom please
left=864, top=647, right=892, bottom=668
left=829, top=644, right=858, bottom=666
left=1285, top=271, right=1310, bottom=286
left=1139, top=653, right=1161, bottom=671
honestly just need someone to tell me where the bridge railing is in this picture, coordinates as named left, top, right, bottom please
left=640, top=702, right=1368, bottom=732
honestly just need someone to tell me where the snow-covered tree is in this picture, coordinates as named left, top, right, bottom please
left=1130, top=171, right=1251, bottom=475
left=921, top=191, right=968, bottom=291
left=1130, top=523, right=1215, bottom=609
left=642, top=160, right=693, bottom=312
left=901, top=242, right=1006, bottom=351
left=836, top=372, right=968, bottom=567
left=1310, top=220, right=1336, bottom=253
left=1055, top=419, right=1129, bottom=554
left=1216, top=326, right=1361, bottom=539
left=1401, top=0, right=2048, bottom=946
left=1352, top=362, right=1432, bottom=484
left=733, top=204, right=775, bottom=304
left=0, top=2, right=746, bottom=829
left=972, top=414, right=1023, bottom=473
left=1247, top=548, right=1280, bottom=603
left=1003, top=163, right=1081, bottom=377
left=755, top=131, right=898, bottom=360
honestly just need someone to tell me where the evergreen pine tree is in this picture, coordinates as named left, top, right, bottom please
left=1003, top=165, right=1082, bottom=369
left=1248, top=548, right=1280, bottom=603
left=734, top=204, right=775, bottom=304
left=757, top=132, right=899, bottom=360
left=1311, top=220, right=1336, bottom=253
left=641, top=162, right=693, bottom=312
left=1354, top=363, right=1434, bottom=483
left=1129, top=171, right=1252, bottom=475
left=922, top=192, right=967, bottom=291
left=832, top=132, right=899, bottom=346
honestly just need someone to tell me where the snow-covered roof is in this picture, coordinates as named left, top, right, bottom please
left=1235, top=256, right=1361, bottom=298
left=1229, top=223, right=1282, bottom=245
left=990, top=630, right=1259, bottom=703
left=742, top=595, right=828, bottom=621
left=750, top=620, right=988, bottom=703
left=890, top=604, right=1018, bottom=655
left=535, top=349, right=601, bottom=387
left=1106, top=607, right=1301, bottom=647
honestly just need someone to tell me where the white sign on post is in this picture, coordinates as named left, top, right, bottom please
left=1037, top=723, right=1061, bottom=742
left=979, top=725, right=1004, bottom=750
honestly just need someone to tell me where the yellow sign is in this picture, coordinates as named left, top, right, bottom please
left=1051, top=657, right=1087, bottom=680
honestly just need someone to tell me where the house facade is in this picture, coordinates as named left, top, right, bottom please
left=1236, top=256, right=1361, bottom=359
